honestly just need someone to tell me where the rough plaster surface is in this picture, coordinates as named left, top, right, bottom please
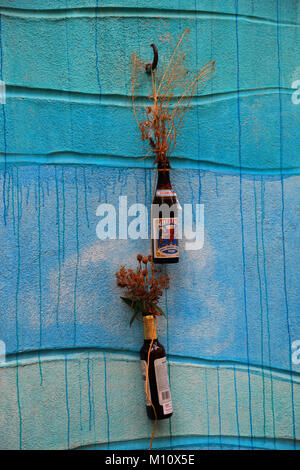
left=0, top=0, right=299, bottom=450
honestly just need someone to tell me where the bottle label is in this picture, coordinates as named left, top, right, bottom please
left=141, top=360, right=152, bottom=406
left=156, top=189, right=177, bottom=197
left=154, top=357, right=173, bottom=415
left=153, top=218, right=179, bottom=258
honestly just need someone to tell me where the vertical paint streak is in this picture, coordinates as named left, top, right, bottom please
left=260, top=178, right=276, bottom=446
left=61, top=166, right=66, bottom=262
left=87, top=353, right=92, bottom=431
left=94, top=0, right=102, bottom=99
left=0, top=14, right=7, bottom=225
left=216, top=367, right=222, bottom=448
left=15, top=168, right=22, bottom=449
left=253, top=179, right=266, bottom=436
left=235, top=0, right=253, bottom=444
left=276, top=0, right=296, bottom=445
left=204, top=368, right=210, bottom=448
left=215, top=175, right=218, bottom=197
left=41, top=183, right=45, bottom=207
left=37, top=166, right=43, bottom=385
left=83, top=168, right=90, bottom=227
left=198, top=170, right=202, bottom=205
left=91, top=359, right=96, bottom=441
left=19, top=182, right=23, bottom=219
left=78, top=359, right=83, bottom=434
left=6, top=167, right=10, bottom=213
left=65, top=0, right=74, bottom=150
left=26, top=185, right=29, bottom=205
left=233, top=366, right=240, bottom=449
left=73, top=167, right=79, bottom=345
left=210, top=0, right=216, bottom=207
left=210, top=0, right=214, bottom=100
left=194, top=0, right=200, bottom=161
left=11, top=169, right=16, bottom=235
left=194, top=0, right=202, bottom=204
left=65, top=356, right=70, bottom=449
left=55, top=166, right=61, bottom=327
left=103, top=352, right=110, bottom=449
left=164, top=275, right=173, bottom=448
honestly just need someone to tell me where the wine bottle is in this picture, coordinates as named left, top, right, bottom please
left=140, top=315, right=173, bottom=420
left=151, top=160, right=179, bottom=264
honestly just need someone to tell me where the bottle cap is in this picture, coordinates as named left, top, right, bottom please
left=143, top=315, right=158, bottom=340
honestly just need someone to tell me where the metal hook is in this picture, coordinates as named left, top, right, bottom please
left=145, top=44, right=158, bottom=74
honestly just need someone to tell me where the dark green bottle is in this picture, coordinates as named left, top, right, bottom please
left=140, top=315, right=173, bottom=420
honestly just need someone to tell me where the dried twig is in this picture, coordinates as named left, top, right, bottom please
left=131, top=28, right=215, bottom=166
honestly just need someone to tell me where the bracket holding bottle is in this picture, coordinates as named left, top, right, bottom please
left=145, top=44, right=158, bottom=74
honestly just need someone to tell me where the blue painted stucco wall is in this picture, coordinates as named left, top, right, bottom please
left=0, top=1, right=299, bottom=450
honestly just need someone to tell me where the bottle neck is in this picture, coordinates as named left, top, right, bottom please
left=156, top=162, right=172, bottom=190
left=143, top=315, right=158, bottom=341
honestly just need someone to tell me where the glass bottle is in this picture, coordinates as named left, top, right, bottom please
left=140, top=315, right=173, bottom=420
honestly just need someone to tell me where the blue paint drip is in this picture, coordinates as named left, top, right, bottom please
left=233, top=366, right=240, bottom=449
left=65, top=0, right=74, bottom=150
left=103, top=352, right=110, bottom=449
left=83, top=168, right=90, bottom=227
left=91, top=359, right=96, bottom=441
left=198, top=170, right=202, bottom=205
left=61, top=166, right=66, bottom=262
left=253, top=179, right=266, bottom=437
left=41, top=181, right=45, bottom=208
left=11, top=168, right=16, bottom=235
left=15, top=168, right=22, bottom=449
left=55, top=166, right=61, bottom=327
left=87, top=353, right=92, bottom=431
left=235, top=0, right=253, bottom=444
left=215, top=175, right=218, bottom=197
left=34, top=181, right=37, bottom=212
left=37, top=166, right=43, bottom=385
left=260, top=177, right=276, bottom=446
left=19, top=180, right=23, bottom=220
left=194, top=0, right=202, bottom=203
left=73, top=167, right=79, bottom=346
left=6, top=167, right=10, bottom=213
left=216, top=367, right=222, bottom=449
left=204, top=368, right=210, bottom=447
left=78, top=359, right=83, bottom=434
left=194, top=1, right=200, bottom=161
left=276, top=0, right=296, bottom=446
left=26, top=186, right=29, bottom=206
left=0, top=14, right=7, bottom=225
left=94, top=1, right=102, bottom=100
left=65, top=356, right=70, bottom=449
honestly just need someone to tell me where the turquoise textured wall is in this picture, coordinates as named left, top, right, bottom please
left=0, top=1, right=299, bottom=450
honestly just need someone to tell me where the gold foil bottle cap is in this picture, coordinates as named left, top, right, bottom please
left=143, top=315, right=157, bottom=340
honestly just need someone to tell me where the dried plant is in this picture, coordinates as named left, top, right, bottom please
left=131, top=28, right=215, bottom=166
left=116, top=254, right=170, bottom=325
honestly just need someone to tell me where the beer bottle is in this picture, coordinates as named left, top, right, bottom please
left=140, top=315, right=173, bottom=420
left=151, top=160, right=179, bottom=263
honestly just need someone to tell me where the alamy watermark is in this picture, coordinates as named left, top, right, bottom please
left=292, top=340, right=300, bottom=366
left=95, top=196, right=204, bottom=250
left=292, top=67, right=300, bottom=105
left=292, top=80, right=300, bottom=105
